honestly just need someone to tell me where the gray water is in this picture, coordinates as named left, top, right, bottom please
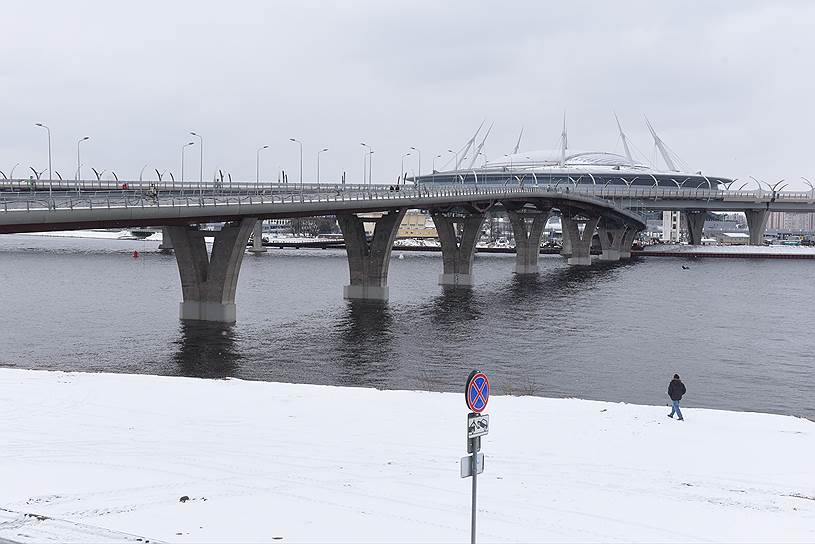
left=0, top=234, right=812, bottom=418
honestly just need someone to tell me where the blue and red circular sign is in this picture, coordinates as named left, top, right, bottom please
left=466, top=370, right=490, bottom=413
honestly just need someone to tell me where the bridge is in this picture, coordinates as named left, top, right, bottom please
left=2, top=180, right=814, bottom=322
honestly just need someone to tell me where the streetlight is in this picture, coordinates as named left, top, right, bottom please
left=182, top=141, right=195, bottom=185
left=289, top=138, right=303, bottom=190
left=10, top=163, right=19, bottom=179
left=317, top=148, right=328, bottom=184
left=76, top=136, right=90, bottom=185
left=410, top=146, right=421, bottom=177
left=360, top=143, right=370, bottom=185
left=34, top=123, right=52, bottom=196
left=189, top=131, right=203, bottom=188
left=400, top=152, right=411, bottom=185
left=447, top=149, right=458, bottom=170
left=256, top=145, right=270, bottom=187
left=432, top=154, right=442, bottom=172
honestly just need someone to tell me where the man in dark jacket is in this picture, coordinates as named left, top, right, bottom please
left=668, top=374, right=686, bottom=421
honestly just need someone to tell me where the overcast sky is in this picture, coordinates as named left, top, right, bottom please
left=2, top=0, right=814, bottom=188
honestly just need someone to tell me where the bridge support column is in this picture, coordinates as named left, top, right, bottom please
left=683, top=211, right=706, bottom=245
left=598, top=222, right=627, bottom=262
left=560, top=214, right=600, bottom=266
left=431, top=211, right=486, bottom=286
left=744, top=209, right=769, bottom=246
left=248, top=220, right=266, bottom=254
left=507, top=208, right=551, bottom=274
left=337, top=209, right=406, bottom=301
left=168, top=218, right=256, bottom=323
left=158, top=227, right=174, bottom=253
left=620, top=227, right=639, bottom=259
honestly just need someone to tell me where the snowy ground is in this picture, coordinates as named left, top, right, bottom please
left=640, top=243, right=815, bottom=256
left=0, top=369, right=812, bottom=543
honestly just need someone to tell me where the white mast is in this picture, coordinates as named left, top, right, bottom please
left=456, top=120, right=485, bottom=170
left=614, top=112, right=633, bottom=163
left=468, top=122, right=493, bottom=169
left=644, top=116, right=677, bottom=171
left=559, top=113, right=568, bottom=167
left=512, top=126, right=524, bottom=154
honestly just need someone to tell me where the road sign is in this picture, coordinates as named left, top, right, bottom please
left=468, top=413, right=489, bottom=439
left=466, top=371, right=490, bottom=413
left=460, top=452, right=484, bottom=478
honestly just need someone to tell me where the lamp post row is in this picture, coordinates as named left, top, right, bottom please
left=28, top=126, right=427, bottom=187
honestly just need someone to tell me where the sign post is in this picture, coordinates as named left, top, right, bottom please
left=462, top=370, right=490, bottom=544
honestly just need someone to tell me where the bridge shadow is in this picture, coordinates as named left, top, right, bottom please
left=331, top=300, right=397, bottom=387
left=172, top=321, right=241, bottom=378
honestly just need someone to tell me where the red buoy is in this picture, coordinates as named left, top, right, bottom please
left=132, top=250, right=140, bottom=258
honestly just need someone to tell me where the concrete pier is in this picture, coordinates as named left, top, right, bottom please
left=598, top=222, right=627, bottom=262
left=158, top=227, right=174, bottom=253
left=167, top=218, right=256, bottom=323
left=744, top=209, right=769, bottom=245
left=508, top=208, right=551, bottom=274
left=248, top=220, right=266, bottom=254
left=337, top=209, right=406, bottom=301
left=683, top=211, right=706, bottom=245
left=560, top=213, right=600, bottom=266
left=620, top=227, right=639, bottom=259
left=431, top=211, right=486, bottom=286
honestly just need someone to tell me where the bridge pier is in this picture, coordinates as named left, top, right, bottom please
left=744, top=209, right=769, bottom=245
left=337, top=209, right=406, bottom=301
left=158, top=227, right=174, bottom=253
left=248, top=220, right=266, bottom=254
left=507, top=208, right=551, bottom=274
left=620, top=227, right=639, bottom=259
left=561, top=213, right=600, bottom=266
left=431, top=211, right=486, bottom=286
left=683, top=211, right=706, bottom=245
left=598, top=222, right=627, bottom=262
left=167, top=218, right=256, bottom=323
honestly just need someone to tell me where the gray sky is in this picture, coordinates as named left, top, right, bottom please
left=2, top=0, right=814, bottom=188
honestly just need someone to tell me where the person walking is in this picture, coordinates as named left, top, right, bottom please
left=668, top=374, right=686, bottom=421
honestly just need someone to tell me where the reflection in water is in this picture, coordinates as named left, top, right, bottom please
left=427, top=287, right=482, bottom=326
left=172, top=321, right=241, bottom=378
left=332, top=300, right=396, bottom=387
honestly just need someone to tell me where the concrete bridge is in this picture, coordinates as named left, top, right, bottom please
left=4, top=180, right=814, bottom=322
left=1, top=183, right=645, bottom=322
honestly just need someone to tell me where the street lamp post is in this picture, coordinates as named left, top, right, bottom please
left=317, top=148, right=328, bottom=184
left=289, top=138, right=303, bottom=190
left=360, top=143, right=370, bottom=185
left=34, top=123, right=52, bottom=197
left=400, top=152, right=411, bottom=186
left=189, top=131, right=203, bottom=189
left=410, top=146, right=421, bottom=177
left=182, top=141, right=195, bottom=186
left=448, top=149, right=458, bottom=170
left=76, top=136, right=90, bottom=187
left=256, top=145, right=270, bottom=189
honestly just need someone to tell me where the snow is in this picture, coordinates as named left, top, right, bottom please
left=641, top=243, right=815, bottom=255
left=0, top=369, right=812, bottom=543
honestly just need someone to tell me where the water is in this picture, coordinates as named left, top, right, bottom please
left=1, top=234, right=813, bottom=418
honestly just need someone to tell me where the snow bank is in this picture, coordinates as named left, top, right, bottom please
left=641, top=243, right=815, bottom=256
left=0, top=369, right=812, bottom=543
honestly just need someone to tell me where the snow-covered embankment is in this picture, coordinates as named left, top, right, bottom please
left=0, top=369, right=812, bottom=543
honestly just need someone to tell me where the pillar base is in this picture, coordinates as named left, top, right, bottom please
left=620, top=250, right=632, bottom=259
left=438, top=273, right=474, bottom=287
left=248, top=247, right=267, bottom=254
left=343, top=284, right=389, bottom=301
left=567, top=255, right=592, bottom=266
left=179, top=301, right=237, bottom=323
left=599, top=250, right=621, bottom=261
left=514, top=264, right=539, bottom=274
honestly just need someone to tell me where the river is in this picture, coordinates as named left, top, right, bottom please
left=0, top=233, right=812, bottom=418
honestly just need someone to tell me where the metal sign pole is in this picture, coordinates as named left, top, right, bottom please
left=471, top=437, right=477, bottom=544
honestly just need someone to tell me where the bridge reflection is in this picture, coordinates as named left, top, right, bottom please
left=172, top=321, right=240, bottom=378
